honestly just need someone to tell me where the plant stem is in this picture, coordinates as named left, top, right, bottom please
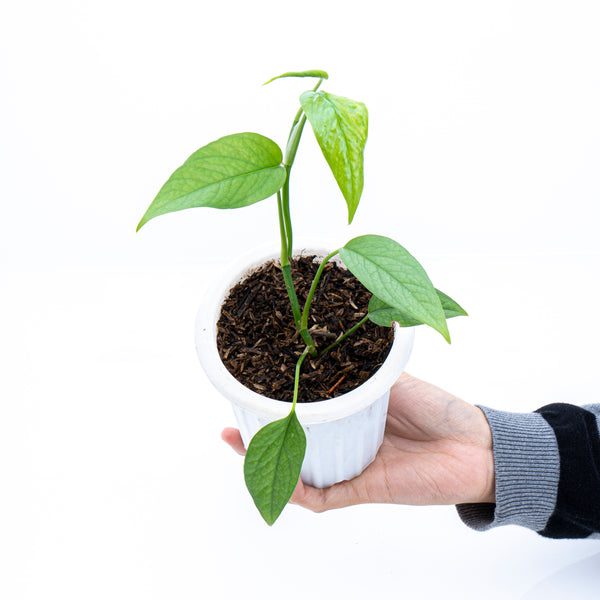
left=277, top=190, right=289, bottom=266
left=282, top=113, right=306, bottom=258
left=300, top=249, right=340, bottom=333
left=281, top=175, right=295, bottom=258
left=282, top=260, right=314, bottom=349
left=278, top=197, right=302, bottom=330
left=284, top=77, right=323, bottom=168
left=319, top=313, right=370, bottom=356
left=284, top=114, right=307, bottom=168
left=281, top=78, right=323, bottom=260
left=291, top=348, right=310, bottom=411
left=279, top=78, right=326, bottom=352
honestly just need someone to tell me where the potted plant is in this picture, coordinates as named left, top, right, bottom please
left=137, top=70, right=466, bottom=525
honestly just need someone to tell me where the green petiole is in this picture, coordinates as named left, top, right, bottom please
left=277, top=191, right=303, bottom=329
left=299, top=249, right=340, bottom=354
left=319, top=313, right=370, bottom=356
left=291, top=347, right=310, bottom=411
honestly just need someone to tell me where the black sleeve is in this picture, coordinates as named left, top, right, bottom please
left=535, top=403, right=600, bottom=539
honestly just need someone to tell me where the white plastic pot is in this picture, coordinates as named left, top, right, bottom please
left=195, top=244, right=415, bottom=488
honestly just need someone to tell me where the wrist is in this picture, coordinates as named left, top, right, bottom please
left=458, top=407, right=560, bottom=532
left=472, top=407, right=495, bottom=503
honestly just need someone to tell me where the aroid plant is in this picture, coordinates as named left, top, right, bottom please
left=137, top=70, right=467, bottom=525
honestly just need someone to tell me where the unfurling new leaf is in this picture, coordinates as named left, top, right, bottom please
left=137, top=133, right=286, bottom=231
left=264, top=70, right=329, bottom=85
left=300, top=91, right=368, bottom=224
left=243, top=410, right=306, bottom=526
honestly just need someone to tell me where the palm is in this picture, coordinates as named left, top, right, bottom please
left=328, top=373, right=494, bottom=507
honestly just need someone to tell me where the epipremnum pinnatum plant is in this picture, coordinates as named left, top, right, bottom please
left=137, top=70, right=467, bottom=525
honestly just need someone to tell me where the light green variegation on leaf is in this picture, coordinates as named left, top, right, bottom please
left=368, top=290, right=468, bottom=327
left=340, top=235, right=451, bottom=342
left=300, top=91, right=368, bottom=224
left=136, top=133, right=286, bottom=231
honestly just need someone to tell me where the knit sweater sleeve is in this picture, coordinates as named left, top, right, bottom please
left=456, top=403, right=600, bottom=539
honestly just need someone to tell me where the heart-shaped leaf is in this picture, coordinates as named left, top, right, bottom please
left=243, top=410, right=306, bottom=526
left=300, top=90, right=368, bottom=224
left=137, top=133, right=286, bottom=231
left=265, top=70, right=329, bottom=85
left=368, top=289, right=468, bottom=327
left=340, top=235, right=450, bottom=342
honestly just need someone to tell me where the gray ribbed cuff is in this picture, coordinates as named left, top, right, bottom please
left=583, top=403, right=600, bottom=434
left=457, top=407, right=559, bottom=532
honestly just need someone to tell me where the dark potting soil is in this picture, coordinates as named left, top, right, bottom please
left=216, top=255, right=394, bottom=403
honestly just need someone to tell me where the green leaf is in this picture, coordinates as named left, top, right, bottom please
left=243, top=410, right=306, bottom=526
left=299, top=90, right=368, bottom=224
left=435, top=289, right=468, bottom=319
left=339, top=235, right=451, bottom=342
left=368, top=290, right=468, bottom=327
left=264, top=70, right=329, bottom=85
left=137, top=133, right=286, bottom=231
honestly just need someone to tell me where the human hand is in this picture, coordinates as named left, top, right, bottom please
left=221, top=372, right=495, bottom=512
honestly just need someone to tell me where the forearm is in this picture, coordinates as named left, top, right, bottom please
left=457, top=403, right=600, bottom=539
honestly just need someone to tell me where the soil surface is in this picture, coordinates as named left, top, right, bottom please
left=216, top=255, right=394, bottom=403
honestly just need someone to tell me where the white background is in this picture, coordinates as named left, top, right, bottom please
left=1, top=1, right=600, bottom=598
